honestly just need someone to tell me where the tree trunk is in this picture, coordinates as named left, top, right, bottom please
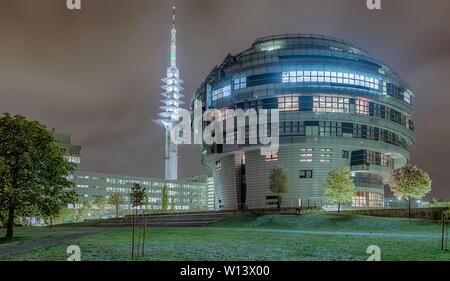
left=131, top=210, right=136, bottom=259
left=338, top=203, right=341, bottom=213
left=408, top=197, right=411, bottom=218
left=116, top=205, right=119, bottom=218
left=442, top=212, right=445, bottom=251
left=142, top=215, right=147, bottom=258
left=277, top=195, right=281, bottom=210
left=5, top=206, right=14, bottom=240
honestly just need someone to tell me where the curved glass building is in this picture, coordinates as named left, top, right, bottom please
left=191, top=34, right=415, bottom=211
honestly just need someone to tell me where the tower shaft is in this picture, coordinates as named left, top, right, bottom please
left=154, top=6, right=184, bottom=181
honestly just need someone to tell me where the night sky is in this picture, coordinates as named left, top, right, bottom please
left=1, top=0, right=449, bottom=198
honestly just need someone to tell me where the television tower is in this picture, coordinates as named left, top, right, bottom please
left=154, top=6, right=184, bottom=180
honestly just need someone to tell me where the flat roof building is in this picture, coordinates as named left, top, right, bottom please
left=56, top=134, right=214, bottom=214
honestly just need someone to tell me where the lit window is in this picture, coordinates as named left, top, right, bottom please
left=260, top=40, right=282, bottom=52
left=278, top=95, right=299, bottom=111
left=215, top=161, right=222, bottom=171
left=234, top=77, right=247, bottom=90
left=300, top=148, right=313, bottom=163
left=282, top=70, right=380, bottom=91
left=352, top=192, right=367, bottom=207
left=355, top=99, right=369, bottom=115
left=211, top=85, right=231, bottom=102
left=313, top=96, right=349, bottom=113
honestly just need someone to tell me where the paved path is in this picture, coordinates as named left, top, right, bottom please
left=0, top=228, right=106, bottom=256
left=208, top=227, right=441, bottom=239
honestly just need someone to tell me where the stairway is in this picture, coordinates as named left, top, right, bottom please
left=97, top=211, right=237, bottom=227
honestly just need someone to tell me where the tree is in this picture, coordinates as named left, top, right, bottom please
left=269, top=166, right=289, bottom=210
left=58, top=207, right=76, bottom=224
left=130, top=183, right=147, bottom=214
left=129, top=183, right=147, bottom=259
left=0, top=113, right=77, bottom=240
left=161, top=184, right=169, bottom=212
left=170, top=197, right=176, bottom=212
left=79, top=200, right=93, bottom=221
left=108, top=193, right=125, bottom=218
left=38, top=182, right=77, bottom=227
left=323, top=166, right=355, bottom=213
left=430, top=199, right=450, bottom=208
left=94, top=196, right=107, bottom=219
left=390, top=164, right=432, bottom=218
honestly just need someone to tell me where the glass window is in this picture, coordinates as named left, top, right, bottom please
left=313, top=95, right=349, bottom=113
left=299, top=170, right=313, bottom=178
left=215, top=160, right=222, bottom=171
left=355, top=99, right=369, bottom=115
left=278, top=94, right=299, bottom=111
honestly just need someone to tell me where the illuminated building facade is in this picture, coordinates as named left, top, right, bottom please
left=57, top=134, right=214, bottom=214
left=191, top=34, right=415, bottom=210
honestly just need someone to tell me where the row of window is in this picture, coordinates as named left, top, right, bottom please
left=211, top=85, right=231, bottom=102
left=64, top=156, right=81, bottom=164
left=231, top=95, right=412, bottom=129
left=208, top=71, right=412, bottom=105
left=351, top=150, right=394, bottom=169
left=282, top=71, right=380, bottom=91
left=352, top=173, right=384, bottom=189
left=278, top=121, right=407, bottom=149
left=352, top=192, right=384, bottom=208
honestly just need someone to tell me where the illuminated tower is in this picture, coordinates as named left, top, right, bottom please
left=154, top=6, right=184, bottom=180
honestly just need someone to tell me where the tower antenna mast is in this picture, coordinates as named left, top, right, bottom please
left=154, top=6, right=184, bottom=180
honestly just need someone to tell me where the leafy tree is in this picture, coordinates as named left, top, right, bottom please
left=108, top=193, right=125, bottom=218
left=161, top=184, right=169, bottom=212
left=170, top=197, right=176, bottom=212
left=323, top=166, right=355, bottom=213
left=0, top=113, right=77, bottom=240
left=430, top=199, right=450, bottom=208
left=390, top=164, right=432, bottom=218
left=58, top=207, right=76, bottom=224
left=130, top=183, right=147, bottom=215
left=94, top=196, right=107, bottom=219
left=269, top=166, right=289, bottom=210
left=37, top=182, right=77, bottom=227
left=79, top=200, right=93, bottom=221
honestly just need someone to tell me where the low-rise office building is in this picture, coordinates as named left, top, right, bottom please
left=56, top=134, right=214, bottom=213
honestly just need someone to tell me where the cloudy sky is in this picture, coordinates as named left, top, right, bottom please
left=1, top=0, right=449, bottom=198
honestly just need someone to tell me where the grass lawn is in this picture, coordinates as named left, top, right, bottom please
left=208, top=213, right=444, bottom=234
left=0, top=213, right=448, bottom=261
left=0, top=227, right=99, bottom=249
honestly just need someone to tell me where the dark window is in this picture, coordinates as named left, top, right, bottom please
left=299, top=96, right=313, bottom=112
left=246, top=73, right=282, bottom=87
left=300, top=170, right=313, bottom=178
left=342, top=150, right=349, bottom=159
left=342, top=122, right=353, bottom=134
left=262, top=98, right=277, bottom=109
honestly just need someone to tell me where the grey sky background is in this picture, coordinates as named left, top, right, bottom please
left=1, top=0, right=449, bottom=198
